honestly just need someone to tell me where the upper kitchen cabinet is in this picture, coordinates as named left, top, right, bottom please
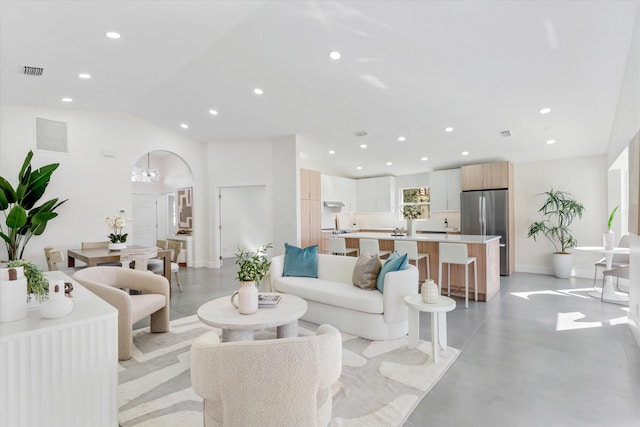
left=357, top=176, right=396, bottom=212
left=321, top=175, right=357, bottom=212
left=429, top=168, right=461, bottom=211
left=461, top=161, right=512, bottom=191
left=301, top=168, right=321, bottom=200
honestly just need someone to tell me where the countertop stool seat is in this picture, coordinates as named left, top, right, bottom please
left=359, top=238, right=391, bottom=259
left=394, top=240, right=430, bottom=282
left=329, top=236, right=358, bottom=257
left=438, top=242, right=477, bottom=309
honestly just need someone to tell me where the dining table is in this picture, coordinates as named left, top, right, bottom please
left=575, top=246, right=630, bottom=304
left=67, top=245, right=172, bottom=281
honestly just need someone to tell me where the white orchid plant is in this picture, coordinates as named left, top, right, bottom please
left=104, top=215, right=131, bottom=243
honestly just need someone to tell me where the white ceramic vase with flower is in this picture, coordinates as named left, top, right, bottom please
left=104, top=215, right=131, bottom=250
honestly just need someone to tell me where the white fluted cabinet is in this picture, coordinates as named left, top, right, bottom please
left=0, top=271, right=118, bottom=427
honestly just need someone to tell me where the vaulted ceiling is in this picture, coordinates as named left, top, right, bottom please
left=1, top=1, right=638, bottom=177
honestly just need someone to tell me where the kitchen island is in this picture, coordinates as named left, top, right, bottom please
left=343, top=232, right=501, bottom=302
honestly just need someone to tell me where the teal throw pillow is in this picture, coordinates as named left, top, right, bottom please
left=376, top=250, right=409, bottom=292
left=283, top=243, right=318, bottom=278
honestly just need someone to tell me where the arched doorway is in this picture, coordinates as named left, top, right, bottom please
left=130, top=150, right=193, bottom=252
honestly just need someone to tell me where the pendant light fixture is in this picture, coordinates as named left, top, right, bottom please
left=131, top=152, right=160, bottom=183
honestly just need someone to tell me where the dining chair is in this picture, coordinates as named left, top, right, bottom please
left=438, top=242, right=477, bottom=308
left=149, top=240, right=183, bottom=291
left=120, top=247, right=158, bottom=271
left=43, top=246, right=65, bottom=271
left=601, top=265, right=630, bottom=300
left=359, top=239, right=391, bottom=259
left=593, top=234, right=629, bottom=289
left=328, top=236, right=358, bottom=256
left=394, top=240, right=429, bottom=280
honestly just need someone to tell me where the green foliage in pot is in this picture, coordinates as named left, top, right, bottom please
left=7, top=259, right=48, bottom=301
left=607, top=205, right=619, bottom=230
left=0, top=151, right=67, bottom=260
left=527, top=188, right=585, bottom=254
left=235, top=243, right=273, bottom=284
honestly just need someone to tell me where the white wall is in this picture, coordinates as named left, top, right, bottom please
left=515, top=155, right=608, bottom=276
left=0, top=106, right=205, bottom=269
left=605, top=7, right=640, bottom=345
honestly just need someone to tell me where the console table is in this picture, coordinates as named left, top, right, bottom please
left=0, top=271, right=118, bottom=427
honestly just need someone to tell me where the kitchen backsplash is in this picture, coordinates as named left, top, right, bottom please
left=323, top=210, right=460, bottom=231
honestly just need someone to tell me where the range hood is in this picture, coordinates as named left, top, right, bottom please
left=323, top=201, right=345, bottom=208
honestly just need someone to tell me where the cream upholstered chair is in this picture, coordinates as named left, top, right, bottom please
left=593, top=234, right=629, bottom=289
left=191, top=324, right=342, bottom=427
left=73, top=266, right=170, bottom=360
left=394, top=240, right=430, bottom=280
left=328, top=236, right=358, bottom=256
left=438, top=242, right=477, bottom=309
left=359, top=238, right=391, bottom=259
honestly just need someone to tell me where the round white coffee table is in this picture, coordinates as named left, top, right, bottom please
left=197, top=293, right=307, bottom=342
left=404, top=295, right=456, bottom=362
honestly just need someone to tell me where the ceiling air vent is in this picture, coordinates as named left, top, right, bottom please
left=499, top=130, right=512, bottom=138
left=21, top=65, right=44, bottom=76
left=354, top=130, right=368, bottom=137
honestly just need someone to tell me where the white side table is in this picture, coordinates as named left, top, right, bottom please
left=404, top=295, right=456, bottom=362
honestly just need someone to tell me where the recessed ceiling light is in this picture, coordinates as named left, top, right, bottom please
left=78, top=73, right=91, bottom=79
left=398, top=136, right=406, bottom=142
left=105, top=31, right=121, bottom=39
left=421, top=157, right=428, bottom=161
left=253, top=88, right=263, bottom=95
left=461, top=151, right=469, bottom=156
left=546, top=139, right=556, bottom=144
left=357, top=166, right=363, bottom=170
left=445, top=127, right=454, bottom=132
left=209, top=109, right=218, bottom=115
left=61, top=97, right=72, bottom=102
left=386, top=162, right=393, bottom=166
left=180, top=123, right=189, bottom=129
left=360, top=144, right=367, bottom=148
left=539, top=107, right=551, bottom=114
left=329, top=150, right=335, bottom=154
left=329, top=51, right=341, bottom=60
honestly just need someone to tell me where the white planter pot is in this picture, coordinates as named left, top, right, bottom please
left=603, top=231, right=615, bottom=250
left=108, top=242, right=127, bottom=251
left=0, top=266, right=28, bottom=323
left=551, top=253, right=573, bottom=279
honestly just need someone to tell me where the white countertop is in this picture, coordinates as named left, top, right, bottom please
left=342, top=232, right=501, bottom=244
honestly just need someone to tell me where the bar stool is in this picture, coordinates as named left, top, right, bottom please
left=438, top=242, right=477, bottom=308
left=328, top=236, right=358, bottom=256
left=394, top=240, right=430, bottom=280
left=359, top=239, right=391, bottom=259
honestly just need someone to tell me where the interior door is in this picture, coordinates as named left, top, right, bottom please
left=132, top=194, right=158, bottom=247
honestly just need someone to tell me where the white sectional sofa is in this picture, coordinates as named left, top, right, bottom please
left=269, top=253, right=418, bottom=341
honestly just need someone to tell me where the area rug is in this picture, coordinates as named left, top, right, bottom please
left=118, top=315, right=460, bottom=426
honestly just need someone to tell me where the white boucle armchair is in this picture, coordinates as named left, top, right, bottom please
left=190, top=324, right=342, bottom=427
left=73, top=266, right=170, bottom=360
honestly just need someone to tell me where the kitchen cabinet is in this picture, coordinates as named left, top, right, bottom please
left=356, top=176, right=396, bottom=212
left=461, top=161, right=511, bottom=191
left=321, top=174, right=357, bottom=212
left=429, top=168, right=461, bottom=211
left=300, top=168, right=321, bottom=248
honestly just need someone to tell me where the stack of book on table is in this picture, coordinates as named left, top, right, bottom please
left=258, top=294, right=281, bottom=308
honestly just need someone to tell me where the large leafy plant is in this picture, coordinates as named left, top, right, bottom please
left=527, top=188, right=585, bottom=254
left=0, top=150, right=67, bottom=260
left=235, top=243, right=273, bottom=284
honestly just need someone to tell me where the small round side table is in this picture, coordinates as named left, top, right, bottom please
left=404, top=295, right=456, bottom=362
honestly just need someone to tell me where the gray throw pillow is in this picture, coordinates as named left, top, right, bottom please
left=352, top=253, right=382, bottom=290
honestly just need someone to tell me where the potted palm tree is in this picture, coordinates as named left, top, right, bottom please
left=527, top=188, right=585, bottom=278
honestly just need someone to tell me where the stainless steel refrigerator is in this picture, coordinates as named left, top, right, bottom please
left=461, top=189, right=509, bottom=275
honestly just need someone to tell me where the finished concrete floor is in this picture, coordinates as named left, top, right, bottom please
left=136, top=263, right=640, bottom=427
